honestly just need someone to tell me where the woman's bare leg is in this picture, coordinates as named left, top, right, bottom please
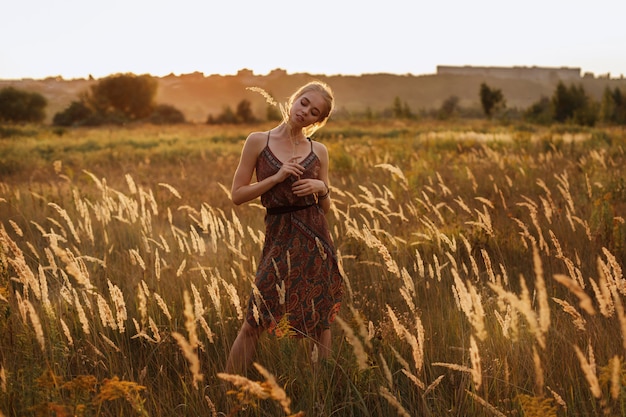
left=312, top=329, right=332, bottom=361
left=225, top=321, right=262, bottom=375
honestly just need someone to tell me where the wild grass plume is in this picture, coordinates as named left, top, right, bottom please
left=1, top=121, right=625, bottom=415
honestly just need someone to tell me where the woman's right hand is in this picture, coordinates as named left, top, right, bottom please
left=275, top=157, right=304, bottom=182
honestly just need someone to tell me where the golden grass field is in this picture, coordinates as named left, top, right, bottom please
left=1, top=120, right=626, bottom=416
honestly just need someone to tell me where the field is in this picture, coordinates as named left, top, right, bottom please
left=1, top=120, right=626, bottom=416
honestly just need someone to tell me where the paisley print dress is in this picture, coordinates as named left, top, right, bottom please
left=245, top=133, right=343, bottom=338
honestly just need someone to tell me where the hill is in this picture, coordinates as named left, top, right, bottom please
left=2, top=68, right=626, bottom=123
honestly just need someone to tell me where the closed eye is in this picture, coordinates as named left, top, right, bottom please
left=301, top=98, right=321, bottom=117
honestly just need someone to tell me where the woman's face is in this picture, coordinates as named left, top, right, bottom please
left=290, top=91, right=327, bottom=127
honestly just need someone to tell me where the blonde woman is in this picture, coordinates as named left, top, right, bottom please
left=225, top=81, right=343, bottom=374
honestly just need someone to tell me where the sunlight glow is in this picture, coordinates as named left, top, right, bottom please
left=1, top=0, right=625, bottom=79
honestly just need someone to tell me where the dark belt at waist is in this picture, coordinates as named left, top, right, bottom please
left=266, top=204, right=315, bottom=215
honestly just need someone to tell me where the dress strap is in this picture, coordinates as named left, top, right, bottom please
left=267, top=130, right=271, bottom=145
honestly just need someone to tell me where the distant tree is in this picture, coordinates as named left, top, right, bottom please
left=87, top=73, right=157, bottom=121
left=149, top=104, right=186, bottom=125
left=600, top=87, right=626, bottom=125
left=207, top=105, right=237, bottom=124
left=612, top=88, right=626, bottom=124
left=53, top=101, right=93, bottom=126
left=266, top=103, right=282, bottom=121
left=600, top=87, right=616, bottom=124
left=392, top=96, right=403, bottom=118
left=437, top=95, right=459, bottom=120
left=207, top=100, right=259, bottom=124
left=479, top=83, right=505, bottom=118
left=0, top=87, right=47, bottom=123
left=552, top=82, right=574, bottom=123
left=392, top=96, right=413, bottom=119
left=523, top=96, right=552, bottom=125
left=403, top=102, right=413, bottom=119
left=236, top=99, right=256, bottom=123
left=551, top=82, right=597, bottom=126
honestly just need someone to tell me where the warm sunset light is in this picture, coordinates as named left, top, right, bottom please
left=2, top=0, right=626, bottom=79
left=4, top=2, right=626, bottom=417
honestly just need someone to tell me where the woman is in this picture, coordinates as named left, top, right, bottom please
left=225, top=81, right=343, bottom=374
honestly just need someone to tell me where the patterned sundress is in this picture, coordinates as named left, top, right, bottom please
left=245, top=132, right=343, bottom=338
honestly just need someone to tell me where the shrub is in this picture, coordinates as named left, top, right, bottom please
left=207, top=100, right=258, bottom=124
left=437, top=95, right=460, bottom=120
left=0, top=87, right=47, bottom=123
left=87, top=73, right=157, bottom=121
left=52, top=101, right=94, bottom=126
left=524, top=96, right=552, bottom=125
left=149, top=104, right=186, bottom=125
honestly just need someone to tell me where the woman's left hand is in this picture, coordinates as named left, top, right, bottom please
left=292, top=179, right=325, bottom=197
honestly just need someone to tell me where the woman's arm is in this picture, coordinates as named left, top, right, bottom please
left=315, top=143, right=332, bottom=214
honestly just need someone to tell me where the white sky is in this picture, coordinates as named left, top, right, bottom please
left=1, top=0, right=625, bottom=80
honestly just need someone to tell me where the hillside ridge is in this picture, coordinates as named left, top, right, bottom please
left=2, top=68, right=626, bottom=123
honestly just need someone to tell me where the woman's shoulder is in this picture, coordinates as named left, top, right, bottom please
left=246, top=130, right=270, bottom=143
left=243, top=130, right=269, bottom=151
left=310, top=139, right=329, bottom=155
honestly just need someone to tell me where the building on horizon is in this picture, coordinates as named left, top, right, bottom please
left=436, top=65, right=581, bottom=82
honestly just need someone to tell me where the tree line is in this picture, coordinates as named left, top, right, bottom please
left=0, top=74, right=278, bottom=127
left=51, top=74, right=186, bottom=126
left=452, top=82, right=623, bottom=126
left=0, top=74, right=186, bottom=127
left=1, top=75, right=625, bottom=127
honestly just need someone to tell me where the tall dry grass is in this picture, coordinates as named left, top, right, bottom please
left=0, top=121, right=625, bottom=416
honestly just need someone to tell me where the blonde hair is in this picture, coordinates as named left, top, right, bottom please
left=286, top=81, right=334, bottom=137
left=247, top=80, right=335, bottom=137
